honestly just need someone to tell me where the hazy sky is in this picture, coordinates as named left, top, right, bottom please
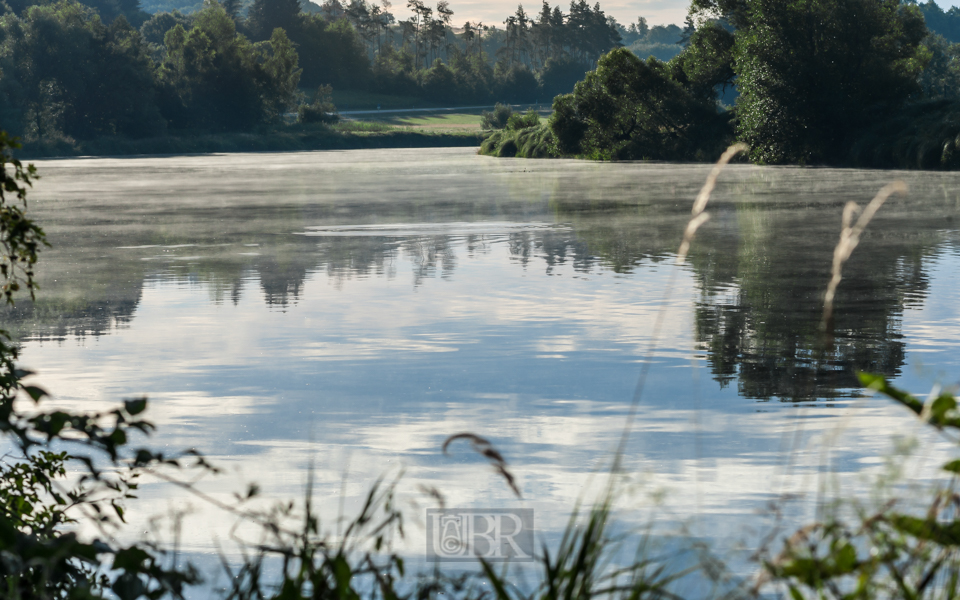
left=386, top=0, right=960, bottom=32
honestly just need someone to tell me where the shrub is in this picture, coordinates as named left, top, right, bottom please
left=481, top=103, right=513, bottom=130
left=298, top=84, right=340, bottom=124
left=506, top=108, right=540, bottom=131
left=479, top=123, right=556, bottom=158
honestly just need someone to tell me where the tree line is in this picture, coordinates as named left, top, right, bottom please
left=0, top=0, right=663, bottom=144
left=7, top=0, right=960, bottom=164
left=482, top=0, right=960, bottom=169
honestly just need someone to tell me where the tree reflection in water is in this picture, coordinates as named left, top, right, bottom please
left=5, top=162, right=959, bottom=404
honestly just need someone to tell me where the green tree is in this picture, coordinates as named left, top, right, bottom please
left=246, top=0, right=301, bottom=41
left=539, top=55, right=587, bottom=100
left=693, top=0, right=929, bottom=163
left=259, top=27, right=302, bottom=119
left=0, top=1, right=165, bottom=140
left=4, top=0, right=148, bottom=25
left=295, top=14, right=371, bottom=89
left=494, top=60, right=538, bottom=102
left=138, top=9, right=193, bottom=45
left=919, top=33, right=960, bottom=99
left=421, top=56, right=457, bottom=101
left=670, top=20, right=734, bottom=101
left=548, top=47, right=731, bottom=159
left=158, top=4, right=301, bottom=130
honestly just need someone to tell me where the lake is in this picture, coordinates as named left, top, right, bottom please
left=8, top=147, right=960, bottom=585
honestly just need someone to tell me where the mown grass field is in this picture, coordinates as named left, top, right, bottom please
left=342, top=106, right=553, bottom=133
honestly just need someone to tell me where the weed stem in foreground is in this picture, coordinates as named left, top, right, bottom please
left=820, top=180, right=908, bottom=335
left=613, top=143, right=747, bottom=475
left=676, top=143, right=748, bottom=265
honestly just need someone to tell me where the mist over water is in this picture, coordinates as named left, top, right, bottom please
left=8, top=147, right=960, bottom=580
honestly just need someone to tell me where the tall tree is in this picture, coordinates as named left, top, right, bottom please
left=0, top=0, right=164, bottom=139
left=405, top=0, right=432, bottom=68
left=692, top=0, right=930, bottom=163
left=247, top=0, right=302, bottom=40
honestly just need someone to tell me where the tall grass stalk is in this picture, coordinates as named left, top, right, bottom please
left=614, top=143, right=748, bottom=474
left=471, top=144, right=752, bottom=600
left=820, top=181, right=908, bottom=335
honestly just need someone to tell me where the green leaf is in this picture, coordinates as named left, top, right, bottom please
left=834, top=543, right=857, bottom=572
left=112, top=546, right=152, bottom=571
left=479, top=558, right=513, bottom=600
left=23, top=385, right=47, bottom=402
left=124, top=398, right=147, bottom=415
left=889, top=514, right=960, bottom=546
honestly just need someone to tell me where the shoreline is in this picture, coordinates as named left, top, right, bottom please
left=13, top=128, right=486, bottom=160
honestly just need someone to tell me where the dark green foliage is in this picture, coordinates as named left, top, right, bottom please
left=920, top=33, right=960, bottom=99
left=137, top=0, right=201, bottom=14
left=494, top=62, right=539, bottom=103
left=371, top=42, right=419, bottom=96
left=645, top=23, right=682, bottom=44
left=480, top=102, right=512, bottom=130
left=506, top=107, right=539, bottom=130
left=0, top=1, right=166, bottom=139
left=848, top=99, right=960, bottom=169
left=547, top=48, right=732, bottom=160
left=158, top=5, right=301, bottom=130
left=421, top=57, right=457, bottom=102
left=626, top=23, right=684, bottom=63
left=259, top=27, right=302, bottom=118
left=3, top=0, right=147, bottom=24
left=447, top=48, right=494, bottom=101
left=538, top=55, right=587, bottom=101
left=562, top=0, right=621, bottom=63
left=728, top=0, right=929, bottom=164
left=0, top=0, right=648, bottom=139
left=670, top=21, right=734, bottom=101
left=245, top=0, right=301, bottom=40
left=139, top=8, right=191, bottom=45
left=294, top=14, right=371, bottom=89
left=298, top=83, right=338, bottom=123
left=0, top=0, right=302, bottom=141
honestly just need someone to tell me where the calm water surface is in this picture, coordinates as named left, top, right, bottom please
left=8, top=147, right=960, bottom=576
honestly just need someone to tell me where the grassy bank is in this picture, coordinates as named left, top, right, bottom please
left=13, top=124, right=485, bottom=159
left=480, top=124, right=556, bottom=158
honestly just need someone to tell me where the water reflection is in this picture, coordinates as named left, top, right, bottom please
left=5, top=150, right=960, bottom=567
left=11, top=153, right=958, bottom=403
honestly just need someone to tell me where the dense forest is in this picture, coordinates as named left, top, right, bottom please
left=4, top=0, right=960, bottom=164
left=482, top=0, right=960, bottom=167
left=0, top=0, right=666, bottom=145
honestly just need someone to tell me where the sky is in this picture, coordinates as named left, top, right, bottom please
left=384, top=0, right=960, bottom=32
